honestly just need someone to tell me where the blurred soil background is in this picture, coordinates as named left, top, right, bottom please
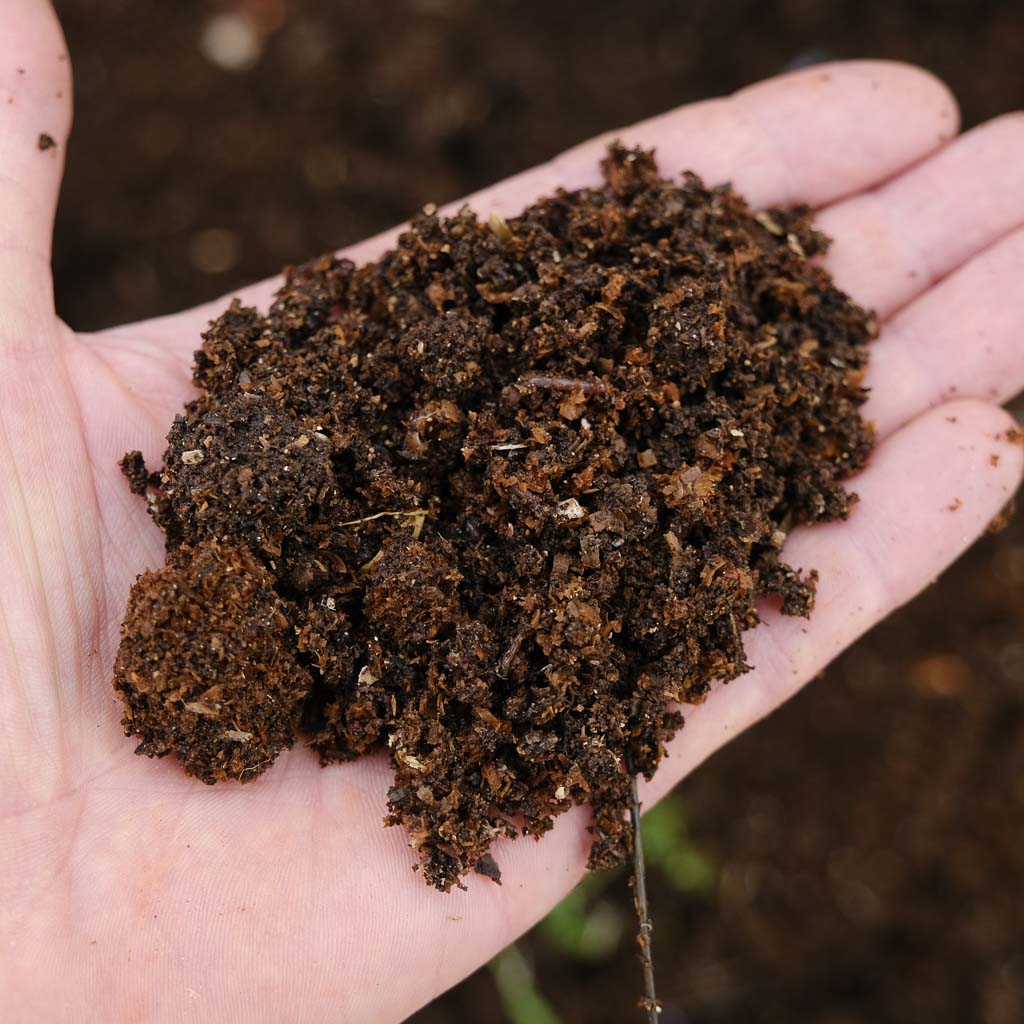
left=52, top=2, right=1024, bottom=1021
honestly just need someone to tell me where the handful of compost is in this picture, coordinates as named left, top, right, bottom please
left=114, top=146, right=874, bottom=890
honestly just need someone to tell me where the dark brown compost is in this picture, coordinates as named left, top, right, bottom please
left=114, top=145, right=875, bottom=890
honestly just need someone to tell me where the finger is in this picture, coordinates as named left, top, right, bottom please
left=0, top=0, right=73, bottom=315
left=818, top=112, right=1024, bottom=319
left=116, top=60, right=957, bottom=348
left=865, top=227, right=1024, bottom=437
left=384, top=59, right=956, bottom=239
left=369, top=400, right=1023, bottom=1022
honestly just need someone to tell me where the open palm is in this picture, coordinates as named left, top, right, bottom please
left=3, top=5, right=1023, bottom=1021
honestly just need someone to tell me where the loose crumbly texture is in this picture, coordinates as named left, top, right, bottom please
left=114, top=540, right=311, bottom=782
left=114, top=145, right=875, bottom=890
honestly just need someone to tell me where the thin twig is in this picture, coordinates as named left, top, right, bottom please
left=336, top=509, right=429, bottom=528
left=517, top=374, right=608, bottom=394
left=627, top=752, right=659, bottom=1022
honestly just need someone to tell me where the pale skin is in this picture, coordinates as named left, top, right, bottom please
left=2, top=3, right=1024, bottom=1021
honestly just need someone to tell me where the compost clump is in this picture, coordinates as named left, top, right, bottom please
left=114, top=145, right=875, bottom=890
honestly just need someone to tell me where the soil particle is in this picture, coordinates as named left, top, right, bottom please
left=986, top=497, right=1017, bottom=535
left=38, top=132, right=57, bottom=151
left=114, top=145, right=875, bottom=890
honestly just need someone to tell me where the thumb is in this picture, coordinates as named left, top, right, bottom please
left=0, top=0, right=72, bottom=331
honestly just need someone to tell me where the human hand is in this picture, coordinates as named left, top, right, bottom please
left=2, top=3, right=1023, bottom=1021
